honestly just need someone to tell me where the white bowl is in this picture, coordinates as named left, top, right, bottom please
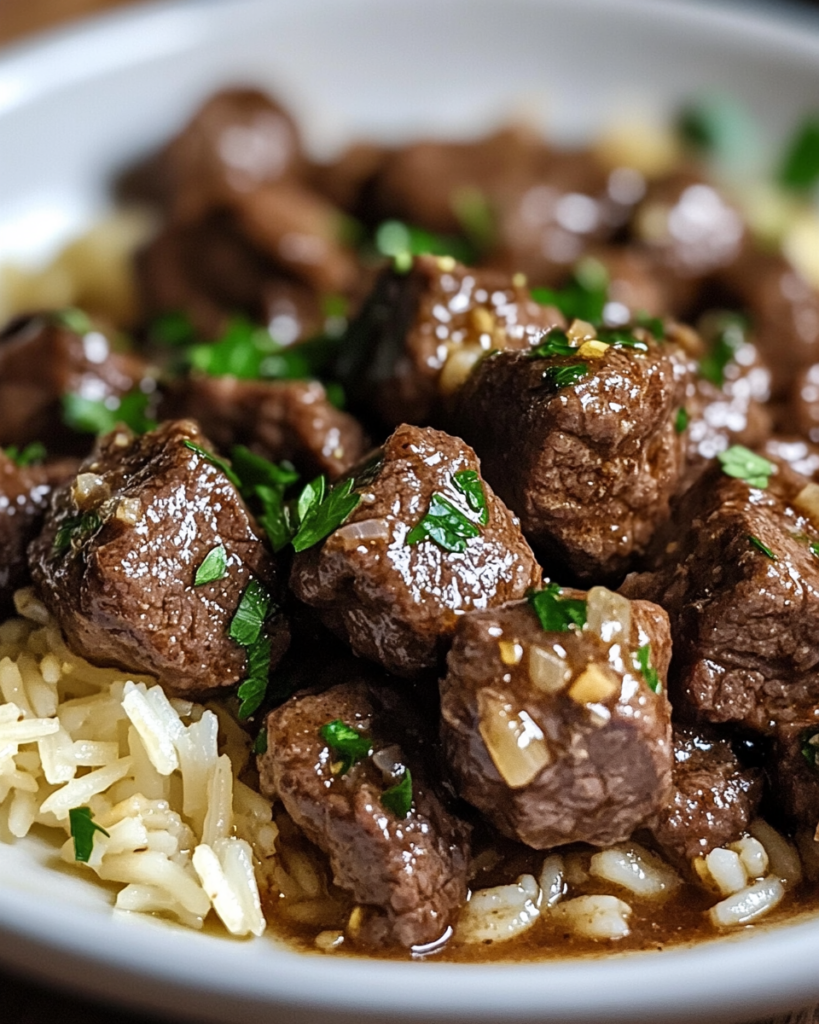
left=2, top=1, right=819, bottom=1022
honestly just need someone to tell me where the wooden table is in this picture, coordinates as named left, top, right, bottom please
left=3, top=1, right=819, bottom=1022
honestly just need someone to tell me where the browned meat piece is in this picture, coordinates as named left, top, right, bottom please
left=649, top=725, right=762, bottom=865
left=439, top=588, right=673, bottom=849
left=621, top=462, right=819, bottom=734
left=160, top=376, right=367, bottom=480
left=451, top=322, right=692, bottom=581
left=28, top=420, right=289, bottom=698
left=790, top=362, right=819, bottom=444
left=290, top=424, right=540, bottom=678
left=769, top=719, right=819, bottom=831
left=716, top=251, right=819, bottom=399
left=0, top=452, right=76, bottom=614
left=0, top=313, right=150, bottom=452
left=337, top=254, right=563, bottom=428
left=308, top=142, right=389, bottom=216
left=590, top=246, right=673, bottom=321
left=258, top=680, right=470, bottom=950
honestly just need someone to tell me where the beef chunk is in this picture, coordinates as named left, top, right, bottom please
left=451, top=321, right=692, bottom=580
left=621, top=463, right=819, bottom=733
left=590, top=246, right=673, bottom=320
left=290, top=424, right=540, bottom=678
left=0, top=313, right=150, bottom=452
left=768, top=720, right=819, bottom=831
left=649, top=725, right=762, bottom=865
left=439, top=588, right=673, bottom=848
left=337, top=254, right=562, bottom=428
left=0, top=452, right=76, bottom=614
left=28, top=420, right=288, bottom=697
left=160, top=376, right=367, bottom=481
left=258, top=680, right=470, bottom=949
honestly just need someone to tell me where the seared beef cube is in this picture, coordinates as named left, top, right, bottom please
left=258, top=680, right=470, bottom=949
left=290, top=424, right=540, bottom=678
left=0, top=452, right=76, bottom=614
left=451, top=323, right=692, bottom=580
left=649, top=725, right=762, bottom=865
left=308, top=142, right=389, bottom=217
left=621, top=463, right=819, bottom=733
left=439, top=587, right=673, bottom=848
left=769, top=720, right=819, bottom=831
left=0, top=313, right=150, bottom=452
left=590, top=246, right=674, bottom=321
left=160, top=376, right=367, bottom=481
left=337, top=254, right=562, bottom=427
left=28, top=420, right=288, bottom=698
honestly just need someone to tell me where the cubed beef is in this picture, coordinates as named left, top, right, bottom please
left=258, top=679, right=471, bottom=949
left=336, top=254, right=562, bottom=428
left=0, top=313, right=150, bottom=452
left=439, top=587, right=673, bottom=848
left=28, top=420, right=288, bottom=698
left=159, top=376, right=367, bottom=481
left=621, top=462, right=819, bottom=733
left=768, top=720, right=819, bottom=832
left=308, top=142, right=389, bottom=218
left=649, top=725, right=762, bottom=865
left=590, top=246, right=674, bottom=321
left=290, top=424, right=540, bottom=678
left=450, top=321, right=692, bottom=581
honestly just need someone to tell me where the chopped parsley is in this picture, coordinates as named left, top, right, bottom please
left=381, top=768, right=413, bottom=818
left=635, top=312, right=665, bottom=340
left=236, top=635, right=273, bottom=719
left=748, top=535, right=777, bottom=560
left=229, top=447, right=300, bottom=553
left=811, top=541, right=819, bottom=559
left=634, top=644, right=661, bottom=694
left=183, top=440, right=242, bottom=489
left=4, top=441, right=46, bottom=467
left=675, top=408, right=689, bottom=434
left=374, top=219, right=476, bottom=267
left=530, top=328, right=576, bottom=359
left=229, top=579, right=272, bottom=647
left=252, top=728, right=268, bottom=755
left=69, top=806, right=110, bottom=862
left=52, top=308, right=93, bottom=335
left=63, top=389, right=157, bottom=436
left=406, top=492, right=481, bottom=553
left=699, top=315, right=747, bottom=388
left=528, top=584, right=587, bottom=633
left=531, top=258, right=608, bottom=325
left=451, top=186, right=495, bottom=252
left=453, top=469, right=488, bottom=526
left=717, top=446, right=774, bottom=489
left=291, top=478, right=360, bottom=553
left=779, top=115, right=819, bottom=192
left=543, top=363, right=589, bottom=389
left=194, top=544, right=228, bottom=586
left=802, top=729, right=819, bottom=770
left=147, top=310, right=197, bottom=347
left=677, top=95, right=756, bottom=162
left=53, top=511, right=102, bottom=555
left=597, top=327, right=648, bottom=352
left=320, top=719, right=373, bottom=774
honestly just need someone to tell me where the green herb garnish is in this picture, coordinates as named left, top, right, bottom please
left=53, top=511, right=102, bottom=554
left=69, top=806, right=110, bottom=863
left=183, top=440, right=242, bottom=489
left=406, top=492, right=481, bottom=553
left=780, top=115, right=819, bottom=192
left=320, top=719, right=373, bottom=774
left=802, top=729, right=819, bottom=770
left=748, top=535, right=777, bottom=560
left=52, top=308, right=93, bottom=335
left=148, top=310, right=198, bottom=347
left=63, top=389, right=157, bottom=436
left=635, top=312, right=665, bottom=340
left=453, top=469, right=488, bottom=526
left=677, top=95, right=756, bottom=162
left=237, top=635, right=273, bottom=719
left=530, top=328, right=576, bottom=359
left=811, top=541, right=819, bottom=559
left=4, top=442, right=46, bottom=467
left=634, top=644, right=660, bottom=694
left=597, top=328, right=648, bottom=352
left=675, top=408, right=689, bottom=434
left=531, top=257, right=608, bottom=325
left=253, top=728, right=268, bottom=755
left=229, top=579, right=272, bottom=647
left=451, top=186, right=495, bottom=251
left=699, top=315, right=746, bottom=387
left=543, top=363, right=589, bottom=389
left=292, top=478, right=360, bottom=553
left=194, top=544, right=228, bottom=586
left=228, top=447, right=299, bottom=553
left=528, top=584, right=587, bottom=633
left=374, top=219, right=476, bottom=267
left=381, top=768, right=413, bottom=818
left=717, top=446, right=774, bottom=489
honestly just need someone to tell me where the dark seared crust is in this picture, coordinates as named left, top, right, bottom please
left=258, top=680, right=471, bottom=950
left=439, top=595, right=673, bottom=849
left=451, top=336, right=691, bottom=580
left=160, top=376, right=367, bottom=481
left=769, top=719, right=819, bottom=831
left=649, top=725, right=762, bottom=864
left=337, top=255, right=562, bottom=428
left=28, top=420, right=288, bottom=697
left=290, top=425, right=540, bottom=678
left=621, top=465, right=819, bottom=733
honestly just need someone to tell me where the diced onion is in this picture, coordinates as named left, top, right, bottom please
left=528, top=645, right=570, bottom=694
left=568, top=663, right=620, bottom=705
left=477, top=689, right=551, bottom=788
left=333, top=518, right=391, bottom=550
left=72, top=473, right=109, bottom=510
left=794, top=483, right=819, bottom=529
left=586, top=587, right=632, bottom=644
left=439, top=346, right=483, bottom=394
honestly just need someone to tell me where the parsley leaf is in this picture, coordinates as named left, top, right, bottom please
left=52, top=308, right=93, bottom=335
left=292, top=478, right=360, bottom=553
left=374, top=219, right=477, bottom=267
left=320, top=719, right=373, bottom=774
left=451, top=186, right=495, bottom=252
left=297, top=476, right=326, bottom=524
left=677, top=95, right=756, bottom=162
left=634, top=644, right=660, bottom=693
left=229, top=579, right=271, bottom=647
left=717, top=446, right=774, bottom=489
left=53, top=511, right=102, bottom=554
left=780, top=115, right=819, bottom=192
left=194, top=544, right=228, bottom=586
left=231, top=446, right=299, bottom=492
left=748, top=535, right=777, bottom=560
left=543, top=363, right=589, bottom=389
left=237, top=635, right=273, bottom=719
left=675, top=408, right=689, bottom=434
left=699, top=315, right=746, bottom=387
left=597, top=328, right=648, bottom=352
left=530, top=328, right=577, bottom=359
left=255, top=485, right=294, bottom=553
left=183, top=440, right=242, bottom=489
left=63, top=389, right=157, bottom=436
left=531, top=258, right=609, bottom=324
left=381, top=768, right=413, bottom=818
left=811, top=541, right=819, bottom=559
left=4, top=441, right=46, bottom=467
left=528, top=584, right=587, bottom=632
left=406, top=492, right=481, bottom=553
left=635, top=312, right=665, bottom=340
left=69, top=806, right=110, bottom=862
left=188, top=316, right=279, bottom=378
left=453, top=469, right=488, bottom=526
left=253, top=728, right=268, bottom=755
left=227, top=447, right=300, bottom=553
left=802, top=728, right=819, bottom=771
left=148, top=310, right=198, bottom=347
